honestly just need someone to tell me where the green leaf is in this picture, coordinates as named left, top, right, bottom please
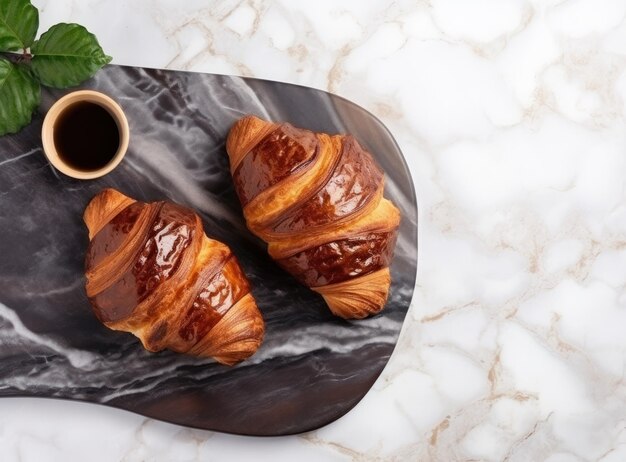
left=0, top=0, right=38, bottom=51
left=0, top=58, right=40, bottom=135
left=31, top=23, right=111, bottom=88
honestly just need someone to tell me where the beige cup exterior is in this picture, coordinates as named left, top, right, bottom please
left=41, top=90, right=129, bottom=180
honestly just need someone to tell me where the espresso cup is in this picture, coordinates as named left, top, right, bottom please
left=41, top=90, right=129, bottom=180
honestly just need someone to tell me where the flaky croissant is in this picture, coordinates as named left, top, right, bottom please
left=226, top=115, right=401, bottom=319
left=83, top=188, right=264, bottom=365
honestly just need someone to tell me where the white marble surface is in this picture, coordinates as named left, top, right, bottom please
left=2, top=0, right=626, bottom=460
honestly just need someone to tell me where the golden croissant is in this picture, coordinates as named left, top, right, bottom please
left=226, top=115, right=401, bottom=319
left=83, top=188, right=264, bottom=365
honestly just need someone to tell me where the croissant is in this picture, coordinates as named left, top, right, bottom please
left=226, top=115, right=401, bottom=319
left=83, top=188, right=264, bottom=365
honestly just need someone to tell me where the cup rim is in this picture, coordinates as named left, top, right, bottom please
left=41, top=90, right=130, bottom=180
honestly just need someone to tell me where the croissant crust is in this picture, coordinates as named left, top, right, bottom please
left=84, top=188, right=264, bottom=365
left=226, top=115, right=401, bottom=318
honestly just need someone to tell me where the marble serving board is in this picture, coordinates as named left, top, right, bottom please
left=0, top=65, right=417, bottom=436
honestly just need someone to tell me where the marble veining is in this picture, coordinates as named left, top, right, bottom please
left=1, top=0, right=626, bottom=460
left=0, top=65, right=417, bottom=436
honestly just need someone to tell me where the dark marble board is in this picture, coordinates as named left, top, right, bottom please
left=0, top=65, right=417, bottom=436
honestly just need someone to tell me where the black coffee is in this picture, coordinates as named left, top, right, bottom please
left=53, top=101, right=120, bottom=171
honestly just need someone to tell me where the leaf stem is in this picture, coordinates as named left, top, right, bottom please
left=1, top=51, right=31, bottom=65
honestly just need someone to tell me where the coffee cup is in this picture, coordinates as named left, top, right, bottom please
left=41, top=90, right=129, bottom=180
